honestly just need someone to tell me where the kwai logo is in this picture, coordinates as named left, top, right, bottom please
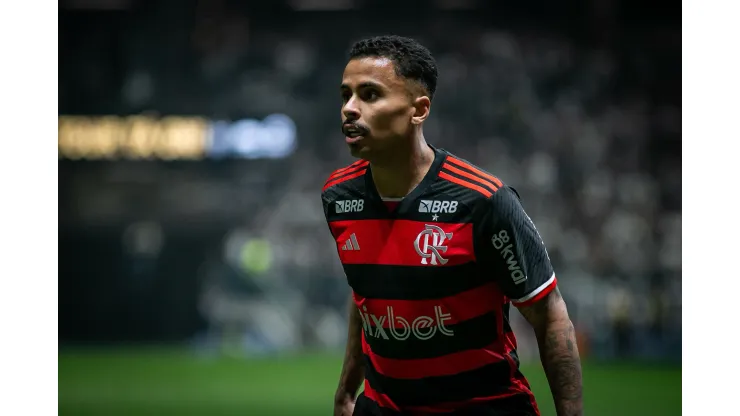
left=358, top=305, right=454, bottom=341
left=491, top=230, right=527, bottom=285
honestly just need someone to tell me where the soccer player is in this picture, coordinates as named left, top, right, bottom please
left=323, top=35, right=583, bottom=416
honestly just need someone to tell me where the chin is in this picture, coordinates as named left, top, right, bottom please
left=347, top=142, right=371, bottom=159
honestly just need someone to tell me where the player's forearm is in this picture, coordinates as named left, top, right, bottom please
left=518, top=289, right=583, bottom=416
left=335, top=297, right=365, bottom=402
left=535, top=318, right=583, bottom=416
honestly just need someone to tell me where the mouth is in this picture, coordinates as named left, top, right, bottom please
left=345, top=136, right=364, bottom=144
left=342, top=124, right=367, bottom=143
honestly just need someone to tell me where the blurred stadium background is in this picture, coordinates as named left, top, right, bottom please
left=58, top=0, right=681, bottom=415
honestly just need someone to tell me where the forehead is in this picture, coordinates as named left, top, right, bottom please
left=341, top=57, right=405, bottom=90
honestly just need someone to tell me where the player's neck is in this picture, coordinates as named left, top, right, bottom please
left=370, top=137, right=435, bottom=199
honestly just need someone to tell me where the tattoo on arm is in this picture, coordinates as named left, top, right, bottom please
left=518, top=288, right=583, bottom=416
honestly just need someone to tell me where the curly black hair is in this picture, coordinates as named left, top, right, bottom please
left=348, top=35, right=438, bottom=100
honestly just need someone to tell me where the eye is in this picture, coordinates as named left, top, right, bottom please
left=362, top=89, right=379, bottom=101
left=340, top=91, right=351, bottom=102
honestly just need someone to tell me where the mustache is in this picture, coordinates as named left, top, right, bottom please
left=342, top=121, right=369, bottom=134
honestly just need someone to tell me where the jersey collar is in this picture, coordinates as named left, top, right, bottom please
left=364, top=144, right=446, bottom=216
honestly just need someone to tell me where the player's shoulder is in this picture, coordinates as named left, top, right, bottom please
left=437, top=150, right=511, bottom=200
left=321, top=159, right=369, bottom=201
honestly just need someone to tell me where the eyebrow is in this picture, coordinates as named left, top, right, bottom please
left=339, top=81, right=384, bottom=91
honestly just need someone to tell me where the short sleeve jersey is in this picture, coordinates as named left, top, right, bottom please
left=321, top=146, right=556, bottom=414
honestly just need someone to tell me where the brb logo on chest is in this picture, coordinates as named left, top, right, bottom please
left=414, top=224, right=453, bottom=265
left=419, top=200, right=458, bottom=214
left=336, top=199, right=364, bottom=213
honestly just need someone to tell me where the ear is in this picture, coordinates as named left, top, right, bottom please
left=410, top=95, right=431, bottom=125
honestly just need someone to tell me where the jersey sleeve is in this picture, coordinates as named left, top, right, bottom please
left=321, top=191, right=330, bottom=220
left=321, top=191, right=335, bottom=238
left=481, top=186, right=557, bottom=308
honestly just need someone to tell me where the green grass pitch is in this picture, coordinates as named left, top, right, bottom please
left=59, top=349, right=680, bottom=415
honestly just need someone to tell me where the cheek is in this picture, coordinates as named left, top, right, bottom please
left=389, top=111, right=413, bottom=134
left=372, top=105, right=411, bottom=132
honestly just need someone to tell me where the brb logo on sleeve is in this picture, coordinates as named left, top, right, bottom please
left=492, top=230, right=527, bottom=284
left=336, top=200, right=364, bottom=213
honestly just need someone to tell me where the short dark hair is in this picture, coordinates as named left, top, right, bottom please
left=348, top=35, right=438, bottom=100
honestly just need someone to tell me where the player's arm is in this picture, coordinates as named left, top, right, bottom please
left=484, top=187, right=583, bottom=416
left=334, top=296, right=366, bottom=408
left=518, top=288, right=582, bottom=416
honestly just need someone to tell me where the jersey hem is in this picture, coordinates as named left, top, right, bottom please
left=511, top=273, right=557, bottom=307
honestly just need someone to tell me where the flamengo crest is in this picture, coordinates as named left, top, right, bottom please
left=414, top=224, right=453, bottom=265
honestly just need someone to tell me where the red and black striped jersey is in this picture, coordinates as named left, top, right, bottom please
left=321, top=146, right=557, bottom=415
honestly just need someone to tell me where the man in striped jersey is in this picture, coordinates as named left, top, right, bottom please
left=324, top=35, right=583, bottom=416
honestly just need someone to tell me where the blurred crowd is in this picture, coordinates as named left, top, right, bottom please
left=59, top=1, right=680, bottom=360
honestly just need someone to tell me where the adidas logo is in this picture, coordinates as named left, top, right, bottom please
left=341, top=233, right=361, bottom=251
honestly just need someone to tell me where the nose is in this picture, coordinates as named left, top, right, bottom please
left=342, top=97, right=360, bottom=121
